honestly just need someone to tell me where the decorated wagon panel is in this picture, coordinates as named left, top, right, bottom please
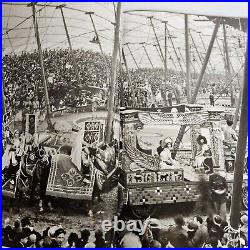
left=127, top=181, right=238, bottom=206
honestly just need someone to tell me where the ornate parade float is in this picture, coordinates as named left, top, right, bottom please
left=120, top=105, right=248, bottom=217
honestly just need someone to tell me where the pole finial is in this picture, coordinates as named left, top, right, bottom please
left=56, top=4, right=66, bottom=9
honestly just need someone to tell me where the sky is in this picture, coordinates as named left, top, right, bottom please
left=2, top=2, right=247, bottom=74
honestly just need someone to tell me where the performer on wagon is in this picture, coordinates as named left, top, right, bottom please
left=159, top=137, right=179, bottom=169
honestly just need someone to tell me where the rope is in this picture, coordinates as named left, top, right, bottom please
left=224, top=224, right=243, bottom=248
left=41, top=7, right=57, bottom=44
left=3, top=5, right=47, bottom=35
left=214, top=63, right=244, bottom=102
left=24, top=22, right=33, bottom=51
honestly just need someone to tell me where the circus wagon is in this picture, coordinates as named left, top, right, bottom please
left=120, top=104, right=248, bottom=217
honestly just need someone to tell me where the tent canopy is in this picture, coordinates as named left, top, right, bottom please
left=123, top=2, right=248, bottom=19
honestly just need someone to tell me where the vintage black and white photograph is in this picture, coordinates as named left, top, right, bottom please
left=2, top=2, right=248, bottom=248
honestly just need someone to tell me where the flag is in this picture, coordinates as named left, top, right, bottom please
left=70, top=129, right=84, bottom=171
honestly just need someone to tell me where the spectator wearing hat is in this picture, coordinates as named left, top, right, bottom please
left=50, top=227, right=66, bottom=248
left=21, top=216, right=42, bottom=243
left=67, top=232, right=79, bottom=248
left=188, top=216, right=208, bottom=247
left=206, top=215, right=225, bottom=241
left=77, top=229, right=91, bottom=247
left=94, top=229, right=106, bottom=248
left=12, top=230, right=30, bottom=248
left=26, top=233, right=37, bottom=248
left=186, top=220, right=198, bottom=241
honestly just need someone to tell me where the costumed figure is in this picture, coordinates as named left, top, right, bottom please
left=208, top=171, right=228, bottom=221
left=194, top=135, right=213, bottom=173
left=2, top=130, right=24, bottom=175
left=30, top=146, right=53, bottom=212
left=159, top=137, right=179, bottom=169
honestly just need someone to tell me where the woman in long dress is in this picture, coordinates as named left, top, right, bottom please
left=2, top=130, right=24, bottom=170
left=159, top=137, right=178, bottom=169
left=194, top=135, right=212, bottom=172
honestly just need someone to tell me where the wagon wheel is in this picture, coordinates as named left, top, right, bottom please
left=242, top=186, right=248, bottom=210
left=130, top=204, right=157, bottom=219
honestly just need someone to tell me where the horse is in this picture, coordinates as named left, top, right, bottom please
left=89, top=140, right=124, bottom=202
left=30, top=146, right=53, bottom=212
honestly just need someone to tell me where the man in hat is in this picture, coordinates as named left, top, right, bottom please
left=186, top=220, right=198, bottom=242
left=188, top=216, right=209, bottom=247
left=48, top=226, right=66, bottom=248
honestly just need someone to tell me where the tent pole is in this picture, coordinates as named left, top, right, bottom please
left=191, top=17, right=221, bottom=104
left=163, top=20, right=168, bottom=106
left=185, top=14, right=191, bottom=103
left=153, top=44, right=164, bottom=63
left=28, top=2, right=53, bottom=131
left=148, top=17, right=164, bottom=61
left=140, top=42, right=154, bottom=68
left=125, top=43, right=139, bottom=69
left=105, top=2, right=122, bottom=144
left=122, top=48, right=135, bottom=107
left=190, top=32, right=212, bottom=75
left=173, top=17, right=221, bottom=158
left=86, top=12, right=104, bottom=55
left=232, top=88, right=242, bottom=130
left=198, top=32, right=216, bottom=74
left=57, top=5, right=82, bottom=84
left=223, top=22, right=234, bottom=107
left=230, top=45, right=248, bottom=230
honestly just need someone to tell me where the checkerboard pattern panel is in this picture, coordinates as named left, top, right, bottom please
left=129, top=183, right=200, bottom=205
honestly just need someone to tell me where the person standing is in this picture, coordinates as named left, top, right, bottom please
left=208, top=171, right=228, bottom=221
left=188, top=216, right=209, bottom=247
left=167, top=215, right=188, bottom=248
left=223, top=120, right=238, bottom=143
left=209, top=92, right=215, bottom=106
left=168, top=92, right=173, bottom=107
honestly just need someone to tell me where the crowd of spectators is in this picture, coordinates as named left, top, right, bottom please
left=2, top=216, right=108, bottom=248
left=3, top=49, right=241, bottom=119
left=3, top=49, right=111, bottom=121
left=2, top=212, right=247, bottom=248
left=122, top=68, right=240, bottom=108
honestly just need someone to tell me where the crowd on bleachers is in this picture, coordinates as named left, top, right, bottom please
left=2, top=49, right=111, bottom=120
left=3, top=49, right=241, bottom=118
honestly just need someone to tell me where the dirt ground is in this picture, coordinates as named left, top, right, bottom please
left=2, top=186, right=118, bottom=242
